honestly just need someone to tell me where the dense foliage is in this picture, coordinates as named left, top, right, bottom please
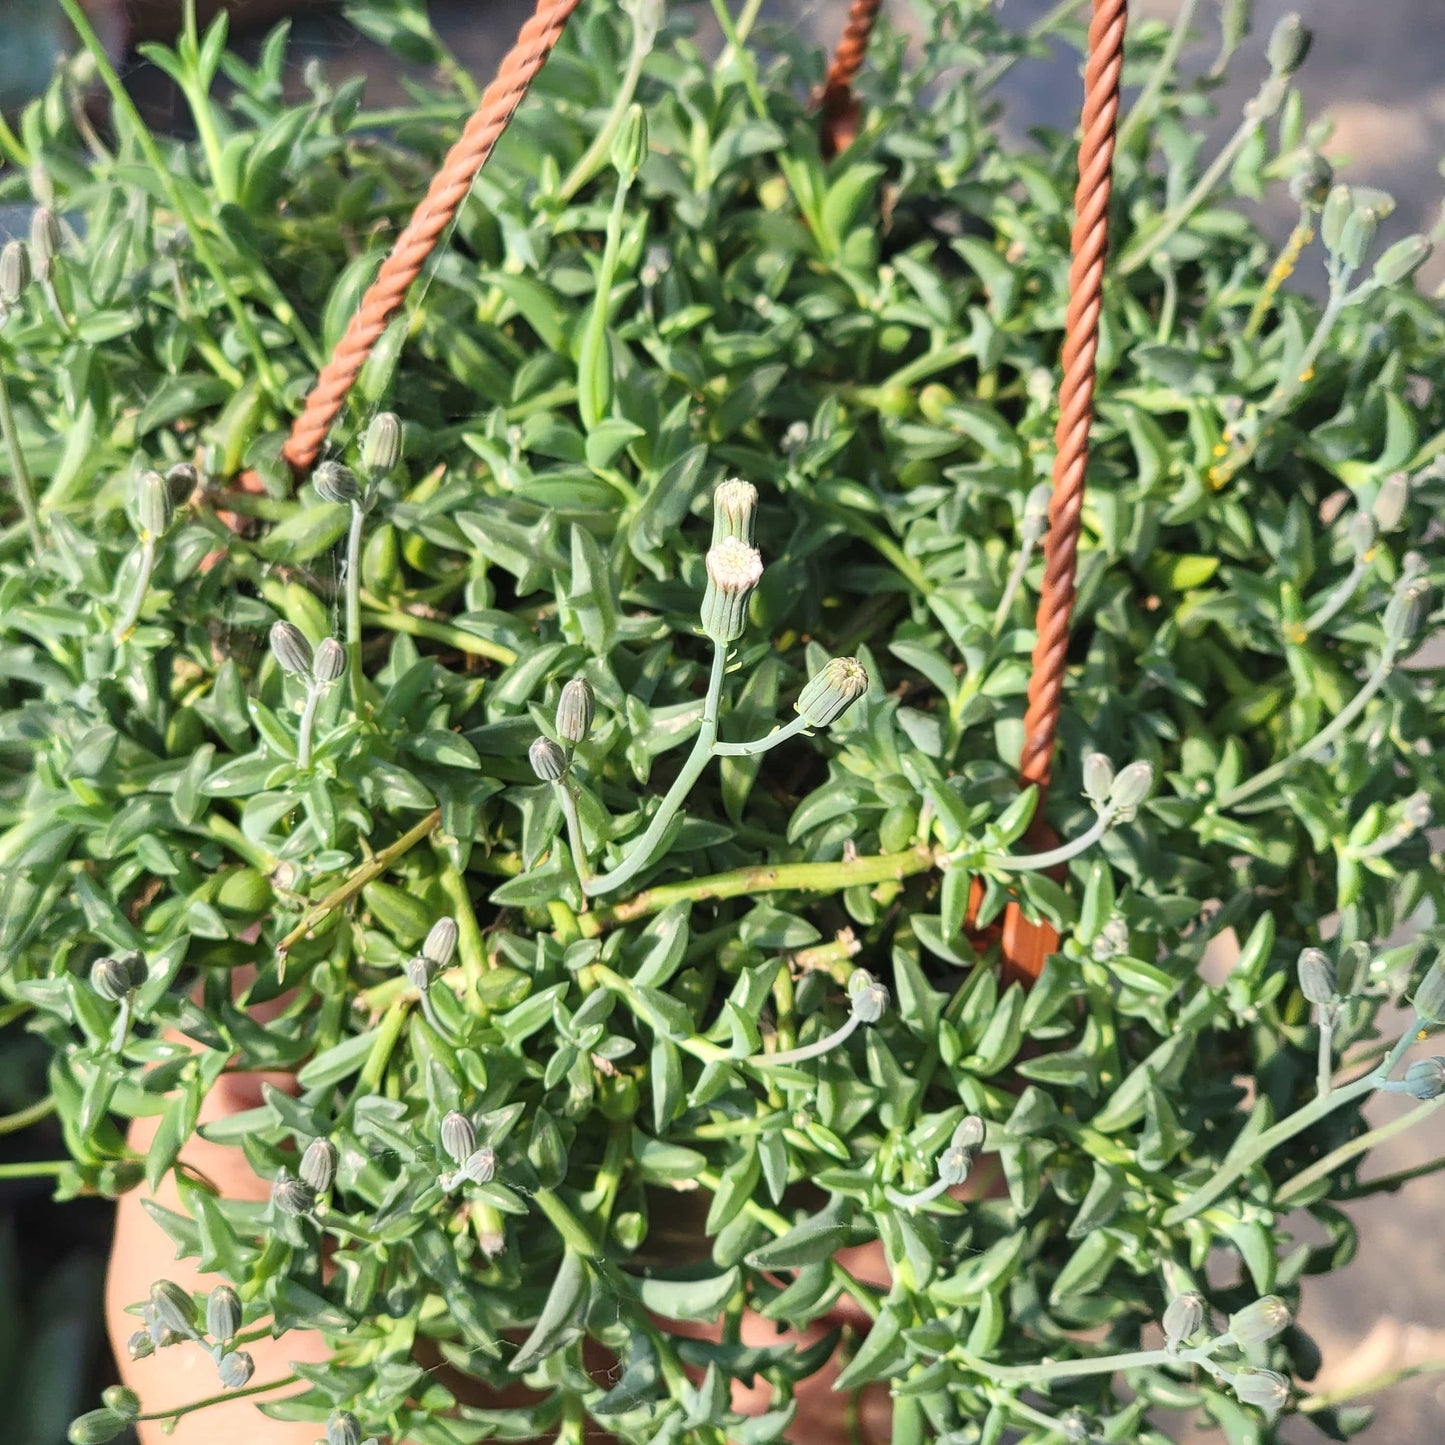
left=1, top=0, right=1443, bottom=1442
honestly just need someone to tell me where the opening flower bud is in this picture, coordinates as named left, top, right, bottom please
left=270, top=621, right=314, bottom=677
left=1083, top=752, right=1114, bottom=808
left=555, top=677, right=596, bottom=744
left=847, top=968, right=890, bottom=1023
left=460, top=1146, right=497, bottom=1184
left=90, top=952, right=145, bottom=1001
left=1404, top=1057, right=1445, bottom=1100
left=406, top=954, right=437, bottom=992
left=327, top=1412, right=364, bottom=1445
left=424, top=917, right=459, bottom=969
left=1413, top=956, right=1445, bottom=1025
left=1107, top=760, right=1154, bottom=818
left=711, top=479, right=759, bottom=546
left=1372, top=471, right=1410, bottom=532
left=126, top=1330, right=155, bottom=1361
left=1162, top=1291, right=1205, bottom=1351
left=137, top=470, right=172, bottom=539
left=1296, top=948, right=1336, bottom=1006
left=312, top=638, right=346, bottom=685
left=271, top=1170, right=317, bottom=1216
left=700, top=538, right=764, bottom=643
left=529, top=736, right=568, bottom=782
left=1230, top=1366, right=1290, bottom=1413
left=148, top=1280, right=197, bottom=1339
left=299, top=1137, right=338, bottom=1194
left=1227, top=1294, right=1291, bottom=1346
left=217, top=1350, right=255, bottom=1389
left=206, top=1286, right=242, bottom=1345
left=1266, top=13, right=1310, bottom=74
left=362, top=412, right=402, bottom=478
left=30, top=207, right=61, bottom=279
left=0, top=239, right=32, bottom=307
left=795, top=657, right=868, bottom=728
left=441, top=1110, right=477, bottom=1165
left=313, top=461, right=360, bottom=505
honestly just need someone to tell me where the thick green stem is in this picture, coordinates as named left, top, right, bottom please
left=0, top=363, right=43, bottom=555
left=296, top=683, right=324, bottom=770
left=135, top=1374, right=301, bottom=1423
left=991, top=538, right=1037, bottom=633
left=0, top=1095, right=56, bottom=1135
left=555, top=781, right=593, bottom=883
left=955, top=1339, right=1221, bottom=1388
left=0, top=1160, right=70, bottom=1179
left=750, top=1010, right=861, bottom=1067
left=1278, top=1093, right=1445, bottom=1205
left=984, top=812, right=1109, bottom=873
left=713, top=713, right=812, bottom=757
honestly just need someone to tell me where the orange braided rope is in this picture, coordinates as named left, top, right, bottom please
left=818, top=0, right=883, bottom=158
left=282, top=0, right=584, bottom=475
left=999, top=0, right=1128, bottom=983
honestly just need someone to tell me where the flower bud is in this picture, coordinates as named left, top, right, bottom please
left=1345, top=511, right=1376, bottom=560
left=795, top=657, right=868, bottom=728
left=1372, top=235, right=1432, bottom=289
left=1266, top=13, right=1310, bottom=75
left=0, top=239, right=31, bottom=308
left=711, top=479, right=759, bottom=546
left=1321, top=185, right=1353, bottom=254
left=1401, top=790, right=1432, bottom=832
left=362, top=412, right=402, bottom=478
left=460, top=1146, right=497, bottom=1184
left=555, top=677, right=595, bottom=744
left=936, top=1143, right=972, bottom=1187
left=30, top=208, right=62, bottom=279
left=67, top=1410, right=127, bottom=1444
left=1021, top=482, right=1052, bottom=543
left=1083, top=752, right=1114, bottom=808
left=164, top=462, right=198, bottom=507
left=1288, top=153, right=1332, bottom=208
left=1228, top=1295, right=1291, bottom=1346
left=1402, top=550, right=1427, bottom=580
left=137, top=470, right=172, bottom=538
left=1384, top=579, right=1428, bottom=649
left=271, top=1170, right=317, bottom=1216
left=700, top=538, right=764, bottom=643
left=1372, top=471, right=1410, bottom=532
left=952, top=1115, right=986, bottom=1152
left=1413, top=956, right=1445, bottom=1026
left=299, top=1137, right=338, bottom=1194
left=327, top=1412, right=364, bottom=1445
left=1230, top=1367, right=1290, bottom=1413
left=312, top=638, right=346, bottom=685
left=1107, top=760, right=1154, bottom=818
left=1404, top=1057, right=1445, bottom=1100
left=218, top=1350, right=255, bottom=1388
left=90, top=952, right=145, bottom=1001
left=528, top=736, right=568, bottom=782
left=270, top=621, right=314, bottom=677
left=424, top=917, right=459, bottom=969
left=101, top=1386, right=139, bottom=1420
left=1162, top=1291, right=1205, bottom=1350
left=611, top=102, right=648, bottom=180
left=313, top=461, right=359, bottom=505
left=206, top=1285, right=242, bottom=1344
left=847, top=968, right=890, bottom=1023
left=126, top=1330, right=155, bottom=1361
left=1296, top=948, right=1336, bottom=1006
left=1339, top=207, right=1379, bottom=271
left=148, top=1280, right=197, bottom=1339
left=441, top=1110, right=477, bottom=1165
left=406, top=954, right=436, bottom=992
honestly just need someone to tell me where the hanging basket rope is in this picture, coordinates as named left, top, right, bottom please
left=817, top=0, right=883, bottom=157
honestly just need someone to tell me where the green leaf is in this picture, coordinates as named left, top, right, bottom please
left=508, top=1250, right=589, bottom=1373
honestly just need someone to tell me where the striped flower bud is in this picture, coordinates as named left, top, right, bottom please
left=611, top=102, right=648, bottom=180
left=362, top=412, right=402, bottom=478
left=700, top=538, right=763, bottom=643
left=1228, top=1295, right=1291, bottom=1346
left=90, top=952, right=145, bottom=1001
left=1230, top=1367, right=1289, bottom=1413
left=0, top=239, right=31, bottom=307
left=299, top=1137, right=338, bottom=1194
left=795, top=657, right=868, bottom=728
left=1107, top=760, right=1154, bottom=819
left=67, top=1410, right=127, bottom=1444
left=555, top=678, right=595, bottom=744
left=952, top=1115, right=986, bottom=1152
left=30, top=208, right=61, bottom=279
left=149, top=1280, right=197, bottom=1339
left=313, top=461, right=359, bottom=505
left=1321, top=185, right=1353, bottom=254
left=1296, top=948, right=1336, bottom=1006
left=1339, top=207, right=1379, bottom=271
left=270, top=621, right=314, bottom=677
left=218, top=1350, right=255, bottom=1388
left=125, top=1330, right=155, bottom=1361
left=847, top=968, right=890, bottom=1023
left=936, top=1143, right=972, bottom=1187
left=711, top=479, right=759, bottom=546
left=528, top=736, right=568, bottom=782
left=327, top=1412, right=363, bottom=1445
left=406, top=954, right=436, bottom=992
left=1162, top=1291, right=1205, bottom=1351
left=1021, top=481, right=1052, bottom=543
left=1345, top=511, right=1376, bottom=559
left=1413, top=956, right=1445, bottom=1026
left=459, top=1146, right=497, bottom=1185
left=1266, top=13, right=1310, bottom=74
left=206, top=1285, right=242, bottom=1344
left=101, top=1387, right=139, bottom=1420
left=137, top=470, right=172, bottom=538
left=1373, top=235, right=1432, bottom=289
left=424, top=917, right=459, bottom=968
left=271, top=1170, right=317, bottom=1216
left=1402, top=550, right=1427, bottom=580
left=1404, top=1057, right=1445, bottom=1100
left=441, top=1110, right=477, bottom=1165
left=1083, top=752, right=1114, bottom=808
left=1288, top=153, right=1332, bottom=208
left=1372, top=471, right=1410, bottom=531
left=1384, top=580, right=1428, bottom=648
left=312, top=638, right=346, bottom=685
